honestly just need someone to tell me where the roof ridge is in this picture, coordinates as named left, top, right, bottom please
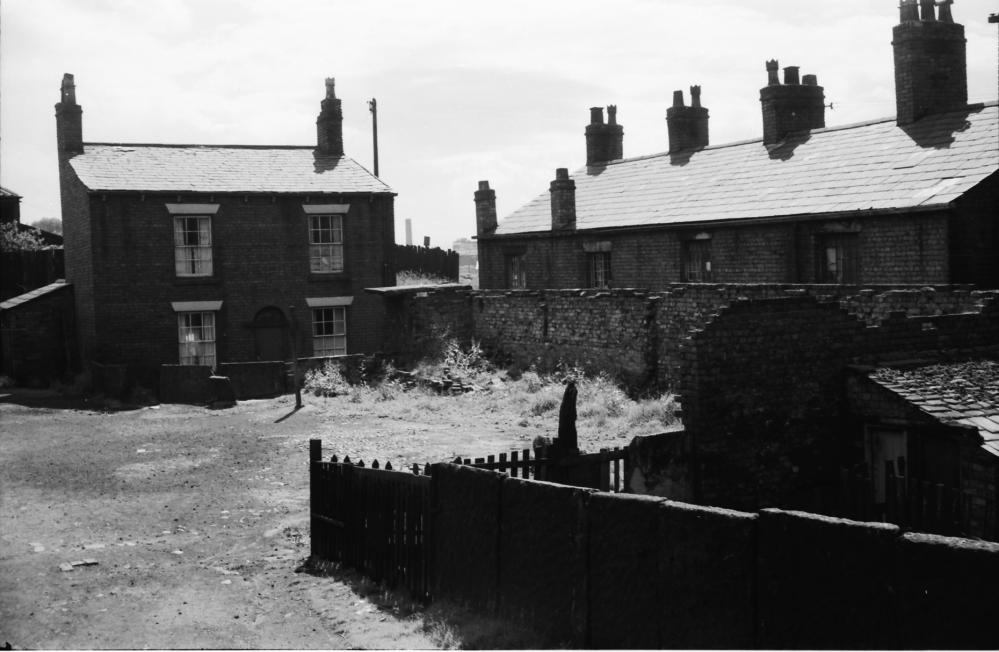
left=83, top=142, right=321, bottom=151
left=586, top=102, right=998, bottom=171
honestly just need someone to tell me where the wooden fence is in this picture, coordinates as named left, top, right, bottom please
left=309, top=441, right=433, bottom=600
left=456, top=445, right=628, bottom=493
left=393, top=244, right=459, bottom=281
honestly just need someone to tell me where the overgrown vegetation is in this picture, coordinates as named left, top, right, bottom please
left=396, top=270, right=454, bottom=286
left=0, top=222, right=47, bottom=251
left=302, top=338, right=680, bottom=447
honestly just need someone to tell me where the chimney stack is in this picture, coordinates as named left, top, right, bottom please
left=585, top=106, right=624, bottom=166
left=892, top=0, right=967, bottom=126
left=759, top=60, right=826, bottom=145
left=474, top=180, right=497, bottom=236
left=550, top=168, right=576, bottom=231
left=666, top=86, right=710, bottom=153
left=55, top=73, right=83, bottom=155
left=316, top=77, right=344, bottom=156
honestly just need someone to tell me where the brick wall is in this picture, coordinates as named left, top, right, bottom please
left=680, top=294, right=999, bottom=510
left=0, top=284, right=75, bottom=384
left=59, top=162, right=96, bottom=362
left=72, top=190, right=393, bottom=381
left=477, top=211, right=956, bottom=289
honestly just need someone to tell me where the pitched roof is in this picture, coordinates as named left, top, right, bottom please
left=0, top=186, right=22, bottom=198
left=0, top=279, right=70, bottom=311
left=868, top=360, right=999, bottom=457
left=494, top=102, right=998, bottom=235
left=69, top=144, right=394, bottom=194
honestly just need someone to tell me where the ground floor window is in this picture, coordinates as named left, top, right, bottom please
left=588, top=251, right=612, bottom=288
left=816, top=233, right=859, bottom=283
left=312, top=307, right=346, bottom=356
left=177, top=311, right=217, bottom=368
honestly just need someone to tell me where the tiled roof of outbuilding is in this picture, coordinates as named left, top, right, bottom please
left=494, top=102, right=998, bottom=235
left=69, top=144, right=393, bottom=194
left=868, top=360, right=999, bottom=457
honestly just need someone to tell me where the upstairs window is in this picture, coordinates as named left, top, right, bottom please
left=174, top=216, right=213, bottom=277
left=505, top=254, right=526, bottom=289
left=683, top=235, right=713, bottom=282
left=816, top=233, right=859, bottom=284
left=309, top=214, right=344, bottom=273
left=312, top=306, right=347, bottom=356
left=177, top=311, right=217, bottom=368
left=588, top=252, right=612, bottom=288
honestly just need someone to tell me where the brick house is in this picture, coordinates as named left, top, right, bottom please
left=474, top=1, right=998, bottom=290
left=55, top=75, right=395, bottom=386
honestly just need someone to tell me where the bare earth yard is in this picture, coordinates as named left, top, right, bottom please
left=0, top=379, right=671, bottom=649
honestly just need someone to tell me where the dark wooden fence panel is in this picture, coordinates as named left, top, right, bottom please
left=1, top=248, right=64, bottom=300
left=310, top=442, right=432, bottom=600
left=394, top=245, right=458, bottom=281
left=458, top=446, right=628, bottom=492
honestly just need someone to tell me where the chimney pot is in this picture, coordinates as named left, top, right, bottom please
left=690, top=85, right=702, bottom=108
left=802, top=74, right=818, bottom=86
left=766, top=60, right=781, bottom=85
left=556, top=167, right=569, bottom=180
left=900, top=0, right=920, bottom=22
left=919, top=0, right=936, bottom=21
left=784, top=66, right=801, bottom=85
left=478, top=180, right=490, bottom=191
left=937, top=0, right=954, bottom=22
left=589, top=107, right=604, bottom=125
left=607, top=105, right=618, bottom=125
left=672, top=90, right=685, bottom=108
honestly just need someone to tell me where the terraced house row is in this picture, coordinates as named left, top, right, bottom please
left=474, top=0, right=999, bottom=290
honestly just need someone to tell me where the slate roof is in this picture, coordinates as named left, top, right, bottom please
left=0, top=186, right=22, bottom=198
left=868, top=360, right=999, bottom=457
left=69, top=144, right=394, bottom=194
left=0, top=279, right=70, bottom=311
left=494, top=102, right=998, bottom=235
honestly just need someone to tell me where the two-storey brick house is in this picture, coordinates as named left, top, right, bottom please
left=56, top=75, right=395, bottom=384
left=475, top=1, right=998, bottom=290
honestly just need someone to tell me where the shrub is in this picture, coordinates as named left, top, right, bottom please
left=304, top=360, right=351, bottom=397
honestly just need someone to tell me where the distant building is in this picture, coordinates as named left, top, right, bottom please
left=475, top=1, right=998, bottom=290
left=55, top=75, right=396, bottom=384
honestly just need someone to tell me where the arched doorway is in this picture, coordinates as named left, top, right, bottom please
left=252, top=306, right=289, bottom=361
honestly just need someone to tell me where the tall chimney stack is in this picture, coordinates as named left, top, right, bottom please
left=585, top=106, right=624, bottom=166
left=55, top=73, right=83, bottom=156
left=550, top=168, right=576, bottom=231
left=474, top=180, right=497, bottom=237
left=666, top=85, right=710, bottom=153
left=759, top=60, right=826, bottom=145
left=892, top=0, right=967, bottom=125
left=316, top=77, right=344, bottom=156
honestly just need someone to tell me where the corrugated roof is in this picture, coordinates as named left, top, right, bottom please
left=495, top=103, right=998, bottom=235
left=0, top=280, right=70, bottom=311
left=868, top=360, right=999, bottom=457
left=69, top=145, right=394, bottom=194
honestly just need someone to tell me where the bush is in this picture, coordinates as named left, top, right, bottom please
left=304, top=360, right=351, bottom=397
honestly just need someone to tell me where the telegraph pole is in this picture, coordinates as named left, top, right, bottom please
left=368, top=98, right=379, bottom=177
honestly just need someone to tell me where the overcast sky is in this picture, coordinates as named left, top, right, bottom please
left=1, top=0, right=997, bottom=248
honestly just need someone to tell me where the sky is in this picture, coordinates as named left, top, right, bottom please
left=1, top=0, right=997, bottom=249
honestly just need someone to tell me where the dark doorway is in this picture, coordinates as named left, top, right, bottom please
left=253, top=306, right=289, bottom=361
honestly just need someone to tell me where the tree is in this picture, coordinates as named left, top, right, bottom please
left=0, top=222, right=46, bottom=252
left=31, top=217, right=62, bottom=235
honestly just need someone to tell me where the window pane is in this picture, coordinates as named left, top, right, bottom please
left=312, top=307, right=346, bottom=356
left=178, top=311, right=216, bottom=368
left=175, top=216, right=213, bottom=277
left=309, top=215, right=344, bottom=273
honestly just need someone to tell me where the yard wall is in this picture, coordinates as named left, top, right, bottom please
left=424, top=464, right=999, bottom=648
left=390, top=284, right=996, bottom=390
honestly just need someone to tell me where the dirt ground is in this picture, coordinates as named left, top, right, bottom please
left=0, top=388, right=548, bottom=649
